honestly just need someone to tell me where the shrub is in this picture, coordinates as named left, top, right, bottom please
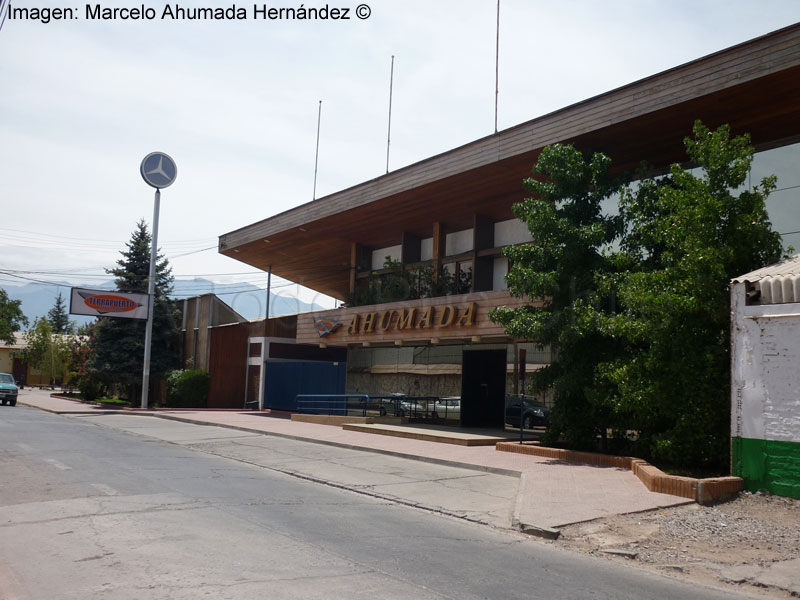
left=166, top=369, right=210, bottom=408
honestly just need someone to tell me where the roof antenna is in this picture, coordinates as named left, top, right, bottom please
left=494, top=0, right=500, bottom=134
left=313, top=100, right=322, bottom=200
left=386, top=55, right=395, bottom=174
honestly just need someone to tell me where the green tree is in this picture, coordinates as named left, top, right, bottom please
left=90, top=220, right=180, bottom=403
left=66, top=323, right=102, bottom=401
left=24, top=317, right=71, bottom=387
left=490, top=144, right=623, bottom=449
left=0, top=288, right=28, bottom=345
left=491, top=121, right=783, bottom=471
left=47, top=291, right=73, bottom=334
left=597, top=121, right=783, bottom=470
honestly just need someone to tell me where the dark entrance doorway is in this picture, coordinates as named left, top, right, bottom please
left=460, top=349, right=506, bottom=428
left=12, top=358, right=26, bottom=387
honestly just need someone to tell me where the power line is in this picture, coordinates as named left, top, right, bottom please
left=0, top=226, right=217, bottom=246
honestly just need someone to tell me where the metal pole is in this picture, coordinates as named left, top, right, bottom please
left=519, top=348, right=526, bottom=444
left=313, top=100, right=322, bottom=200
left=265, top=266, right=272, bottom=319
left=386, top=55, right=395, bottom=174
left=494, top=0, right=500, bottom=134
left=141, top=188, right=161, bottom=409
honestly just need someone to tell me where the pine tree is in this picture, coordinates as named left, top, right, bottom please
left=47, top=291, right=72, bottom=334
left=90, top=220, right=179, bottom=403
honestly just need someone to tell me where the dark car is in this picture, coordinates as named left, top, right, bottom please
left=0, top=373, right=19, bottom=406
left=505, top=397, right=548, bottom=429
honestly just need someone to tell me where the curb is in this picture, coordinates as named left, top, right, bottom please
left=510, top=472, right=561, bottom=540
left=18, top=400, right=133, bottom=416
left=496, top=442, right=743, bottom=504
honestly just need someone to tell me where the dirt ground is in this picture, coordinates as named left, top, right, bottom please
left=551, top=491, right=800, bottom=598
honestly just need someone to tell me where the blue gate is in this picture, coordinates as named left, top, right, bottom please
left=263, top=361, right=347, bottom=411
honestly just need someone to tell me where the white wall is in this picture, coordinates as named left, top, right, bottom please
left=493, top=257, right=508, bottom=291
left=420, top=237, right=433, bottom=261
left=731, top=281, right=800, bottom=443
left=494, top=218, right=532, bottom=247
left=445, top=229, right=473, bottom=256
left=371, top=245, right=402, bottom=270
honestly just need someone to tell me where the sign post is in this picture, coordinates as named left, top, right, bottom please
left=519, top=348, right=526, bottom=444
left=139, top=152, right=177, bottom=409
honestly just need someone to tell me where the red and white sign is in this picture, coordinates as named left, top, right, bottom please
left=69, top=288, right=149, bottom=320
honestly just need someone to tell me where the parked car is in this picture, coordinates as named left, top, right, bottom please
left=376, top=394, right=406, bottom=416
left=398, top=399, right=431, bottom=418
left=432, top=397, right=460, bottom=421
left=505, top=397, right=548, bottom=429
left=0, top=373, right=19, bottom=406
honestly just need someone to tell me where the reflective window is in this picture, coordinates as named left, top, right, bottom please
left=752, top=141, right=800, bottom=250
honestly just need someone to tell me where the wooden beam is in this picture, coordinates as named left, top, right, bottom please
left=432, top=222, right=445, bottom=283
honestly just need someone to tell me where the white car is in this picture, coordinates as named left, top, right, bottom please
left=432, top=397, right=460, bottom=421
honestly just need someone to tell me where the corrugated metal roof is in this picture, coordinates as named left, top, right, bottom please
left=733, top=254, right=800, bottom=305
left=732, top=254, right=800, bottom=283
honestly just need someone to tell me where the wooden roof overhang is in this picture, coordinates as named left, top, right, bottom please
left=219, top=24, right=800, bottom=300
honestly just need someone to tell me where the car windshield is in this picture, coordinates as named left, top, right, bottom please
left=0, top=374, right=14, bottom=384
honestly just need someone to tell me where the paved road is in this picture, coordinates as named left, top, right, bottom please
left=0, top=406, right=754, bottom=599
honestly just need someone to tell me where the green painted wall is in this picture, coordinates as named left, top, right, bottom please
left=732, top=437, right=800, bottom=499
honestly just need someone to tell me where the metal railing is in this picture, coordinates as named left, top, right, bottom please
left=295, top=394, right=372, bottom=416
left=293, top=394, right=459, bottom=420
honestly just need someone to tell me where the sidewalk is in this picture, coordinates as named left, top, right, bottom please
left=16, top=390, right=690, bottom=533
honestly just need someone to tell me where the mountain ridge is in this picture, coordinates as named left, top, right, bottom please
left=1, top=278, right=325, bottom=326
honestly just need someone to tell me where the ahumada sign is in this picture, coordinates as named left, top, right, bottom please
left=328, top=302, right=477, bottom=337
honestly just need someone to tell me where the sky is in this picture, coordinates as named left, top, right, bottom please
left=1, top=0, right=799, bottom=315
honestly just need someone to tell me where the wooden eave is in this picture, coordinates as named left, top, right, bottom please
left=219, top=24, right=800, bottom=300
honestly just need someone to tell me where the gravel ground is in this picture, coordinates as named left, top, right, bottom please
left=554, top=492, right=800, bottom=598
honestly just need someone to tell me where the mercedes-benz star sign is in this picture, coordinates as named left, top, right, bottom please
left=140, top=152, right=177, bottom=189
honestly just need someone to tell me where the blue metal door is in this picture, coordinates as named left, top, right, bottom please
left=264, top=361, right=346, bottom=411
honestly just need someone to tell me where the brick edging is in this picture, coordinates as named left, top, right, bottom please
left=496, top=442, right=742, bottom=504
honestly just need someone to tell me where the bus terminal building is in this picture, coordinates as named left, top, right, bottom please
left=213, top=24, right=800, bottom=430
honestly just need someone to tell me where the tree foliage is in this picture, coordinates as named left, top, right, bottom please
left=24, top=317, right=71, bottom=386
left=89, top=220, right=180, bottom=401
left=0, top=288, right=27, bottom=345
left=491, top=144, right=623, bottom=449
left=491, top=121, right=783, bottom=471
left=66, top=323, right=102, bottom=401
left=47, top=291, right=73, bottom=334
left=166, top=369, right=210, bottom=408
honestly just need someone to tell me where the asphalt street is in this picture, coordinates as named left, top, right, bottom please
left=0, top=406, right=757, bottom=599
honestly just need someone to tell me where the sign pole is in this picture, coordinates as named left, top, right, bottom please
left=141, top=188, right=161, bottom=409
left=139, top=151, right=176, bottom=409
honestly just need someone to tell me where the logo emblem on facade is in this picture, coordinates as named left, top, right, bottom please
left=314, top=319, right=342, bottom=337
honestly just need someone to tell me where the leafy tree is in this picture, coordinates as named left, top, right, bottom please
left=47, top=291, right=73, bottom=334
left=24, top=317, right=71, bottom=387
left=492, top=121, right=783, bottom=472
left=597, top=122, right=783, bottom=470
left=490, top=144, right=623, bottom=449
left=66, top=323, right=102, bottom=401
left=0, top=288, right=28, bottom=345
left=90, top=220, right=180, bottom=402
